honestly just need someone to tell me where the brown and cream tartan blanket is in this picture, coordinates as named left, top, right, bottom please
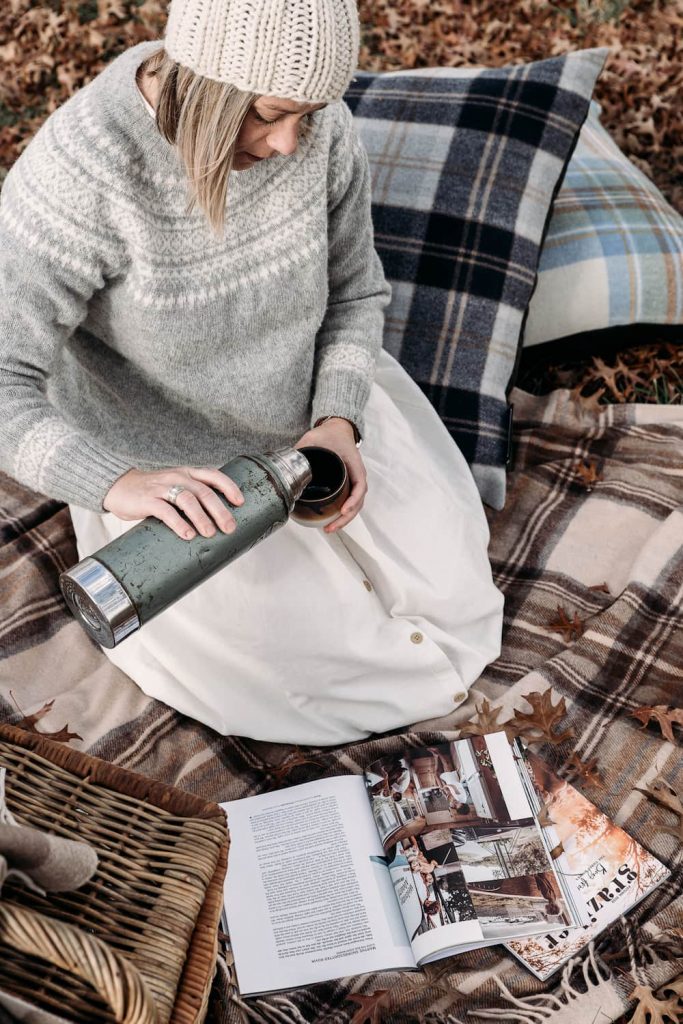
left=1, top=386, right=682, bottom=1023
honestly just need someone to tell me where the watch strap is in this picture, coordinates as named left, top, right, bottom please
left=314, top=415, right=363, bottom=447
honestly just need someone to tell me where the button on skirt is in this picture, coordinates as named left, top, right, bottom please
left=68, top=350, right=504, bottom=746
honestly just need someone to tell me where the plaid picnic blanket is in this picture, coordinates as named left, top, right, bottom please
left=1, top=385, right=682, bottom=1023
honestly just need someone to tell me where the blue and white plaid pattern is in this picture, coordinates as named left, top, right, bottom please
left=524, top=100, right=683, bottom=348
left=345, top=50, right=607, bottom=509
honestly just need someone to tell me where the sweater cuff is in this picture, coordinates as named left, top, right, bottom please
left=13, top=418, right=134, bottom=513
left=80, top=444, right=135, bottom=513
left=310, top=371, right=373, bottom=440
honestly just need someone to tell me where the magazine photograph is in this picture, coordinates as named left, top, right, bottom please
left=364, top=736, right=573, bottom=962
left=506, top=747, right=671, bottom=980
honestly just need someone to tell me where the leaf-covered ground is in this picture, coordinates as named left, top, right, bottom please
left=1, top=0, right=681, bottom=399
left=518, top=341, right=683, bottom=406
left=2, top=0, right=680, bottom=210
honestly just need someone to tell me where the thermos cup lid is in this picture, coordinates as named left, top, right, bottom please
left=60, top=556, right=139, bottom=649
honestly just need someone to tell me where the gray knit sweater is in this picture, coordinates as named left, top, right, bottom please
left=0, top=41, right=391, bottom=513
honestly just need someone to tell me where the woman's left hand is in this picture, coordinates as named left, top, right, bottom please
left=294, top=417, right=366, bottom=533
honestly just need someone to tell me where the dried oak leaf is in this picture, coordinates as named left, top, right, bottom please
left=346, top=989, right=391, bottom=1024
left=563, top=752, right=604, bottom=789
left=573, top=458, right=603, bottom=490
left=457, top=697, right=517, bottom=743
left=570, top=383, right=607, bottom=413
left=267, top=748, right=324, bottom=787
left=626, top=983, right=681, bottom=1024
left=508, top=690, right=574, bottom=747
left=585, top=355, right=649, bottom=403
left=630, top=705, right=683, bottom=745
left=12, top=697, right=82, bottom=744
left=546, top=605, right=584, bottom=643
left=660, top=975, right=683, bottom=1004
left=635, top=778, right=683, bottom=843
left=586, top=356, right=627, bottom=402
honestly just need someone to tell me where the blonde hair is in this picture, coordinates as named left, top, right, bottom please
left=138, top=48, right=313, bottom=238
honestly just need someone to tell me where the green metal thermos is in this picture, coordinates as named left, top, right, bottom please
left=59, top=448, right=312, bottom=649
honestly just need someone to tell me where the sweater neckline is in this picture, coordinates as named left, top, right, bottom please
left=135, top=73, right=156, bottom=119
left=110, top=41, right=304, bottom=199
left=110, top=41, right=182, bottom=170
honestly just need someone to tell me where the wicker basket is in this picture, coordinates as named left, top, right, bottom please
left=0, top=723, right=229, bottom=1024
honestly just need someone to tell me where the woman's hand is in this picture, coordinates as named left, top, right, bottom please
left=295, top=417, right=366, bottom=533
left=102, top=466, right=245, bottom=541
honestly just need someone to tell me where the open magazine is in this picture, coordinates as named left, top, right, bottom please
left=505, top=746, right=671, bottom=980
left=221, top=732, right=580, bottom=996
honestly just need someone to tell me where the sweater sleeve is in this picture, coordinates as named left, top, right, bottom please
left=310, top=102, right=392, bottom=438
left=0, top=136, right=134, bottom=512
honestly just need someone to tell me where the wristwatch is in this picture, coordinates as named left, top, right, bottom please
left=314, top=415, right=363, bottom=448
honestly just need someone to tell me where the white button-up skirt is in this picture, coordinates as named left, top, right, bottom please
left=68, top=350, right=504, bottom=746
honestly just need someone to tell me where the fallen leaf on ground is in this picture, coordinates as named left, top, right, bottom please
left=267, top=747, right=324, bottom=786
left=347, top=989, right=391, bottom=1024
left=626, top=983, right=681, bottom=1024
left=586, top=356, right=628, bottom=402
left=660, top=975, right=683, bottom=1002
left=546, top=605, right=584, bottom=643
left=570, top=384, right=607, bottom=413
left=563, top=752, right=604, bottom=788
left=630, top=705, right=683, bottom=744
left=457, top=697, right=517, bottom=742
left=11, top=695, right=82, bottom=744
left=573, top=459, right=603, bottom=490
left=508, top=690, right=574, bottom=746
left=634, top=778, right=683, bottom=843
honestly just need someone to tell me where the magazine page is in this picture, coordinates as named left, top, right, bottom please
left=510, top=742, right=592, bottom=929
left=364, top=733, right=574, bottom=966
left=506, top=749, right=671, bottom=981
left=221, top=776, right=415, bottom=996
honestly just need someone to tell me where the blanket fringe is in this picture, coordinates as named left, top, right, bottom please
left=468, top=944, right=623, bottom=1023
left=216, top=954, right=310, bottom=1024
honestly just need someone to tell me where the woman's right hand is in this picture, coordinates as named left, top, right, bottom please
left=102, top=466, right=245, bottom=541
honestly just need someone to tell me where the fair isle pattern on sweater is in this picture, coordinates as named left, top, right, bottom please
left=0, top=41, right=390, bottom=512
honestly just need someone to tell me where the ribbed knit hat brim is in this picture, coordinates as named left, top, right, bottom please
left=164, top=0, right=361, bottom=103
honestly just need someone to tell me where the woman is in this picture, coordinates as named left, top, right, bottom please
left=405, top=837, right=439, bottom=889
left=433, top=750, right=473, bottom=812
left=440, top=778, right=471, bottom=816
left=0, top=0, right=503, bottom=745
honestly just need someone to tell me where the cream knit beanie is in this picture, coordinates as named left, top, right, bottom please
left=164, top=0, right=361, bottom=103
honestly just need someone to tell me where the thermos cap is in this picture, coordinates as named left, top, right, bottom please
left=60, top=556, right=139, bottom=649
left=258, top=448, right=312, bottom=510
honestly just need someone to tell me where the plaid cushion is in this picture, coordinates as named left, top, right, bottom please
left=345, top=50, right=607, bottom=509
left=524, top=100, right=683, bottom=349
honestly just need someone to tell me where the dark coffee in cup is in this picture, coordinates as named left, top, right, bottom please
left=292, top=447, right=351, bottom=528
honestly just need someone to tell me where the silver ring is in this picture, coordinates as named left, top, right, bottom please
left=166, top=484, right=187, bottom=506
